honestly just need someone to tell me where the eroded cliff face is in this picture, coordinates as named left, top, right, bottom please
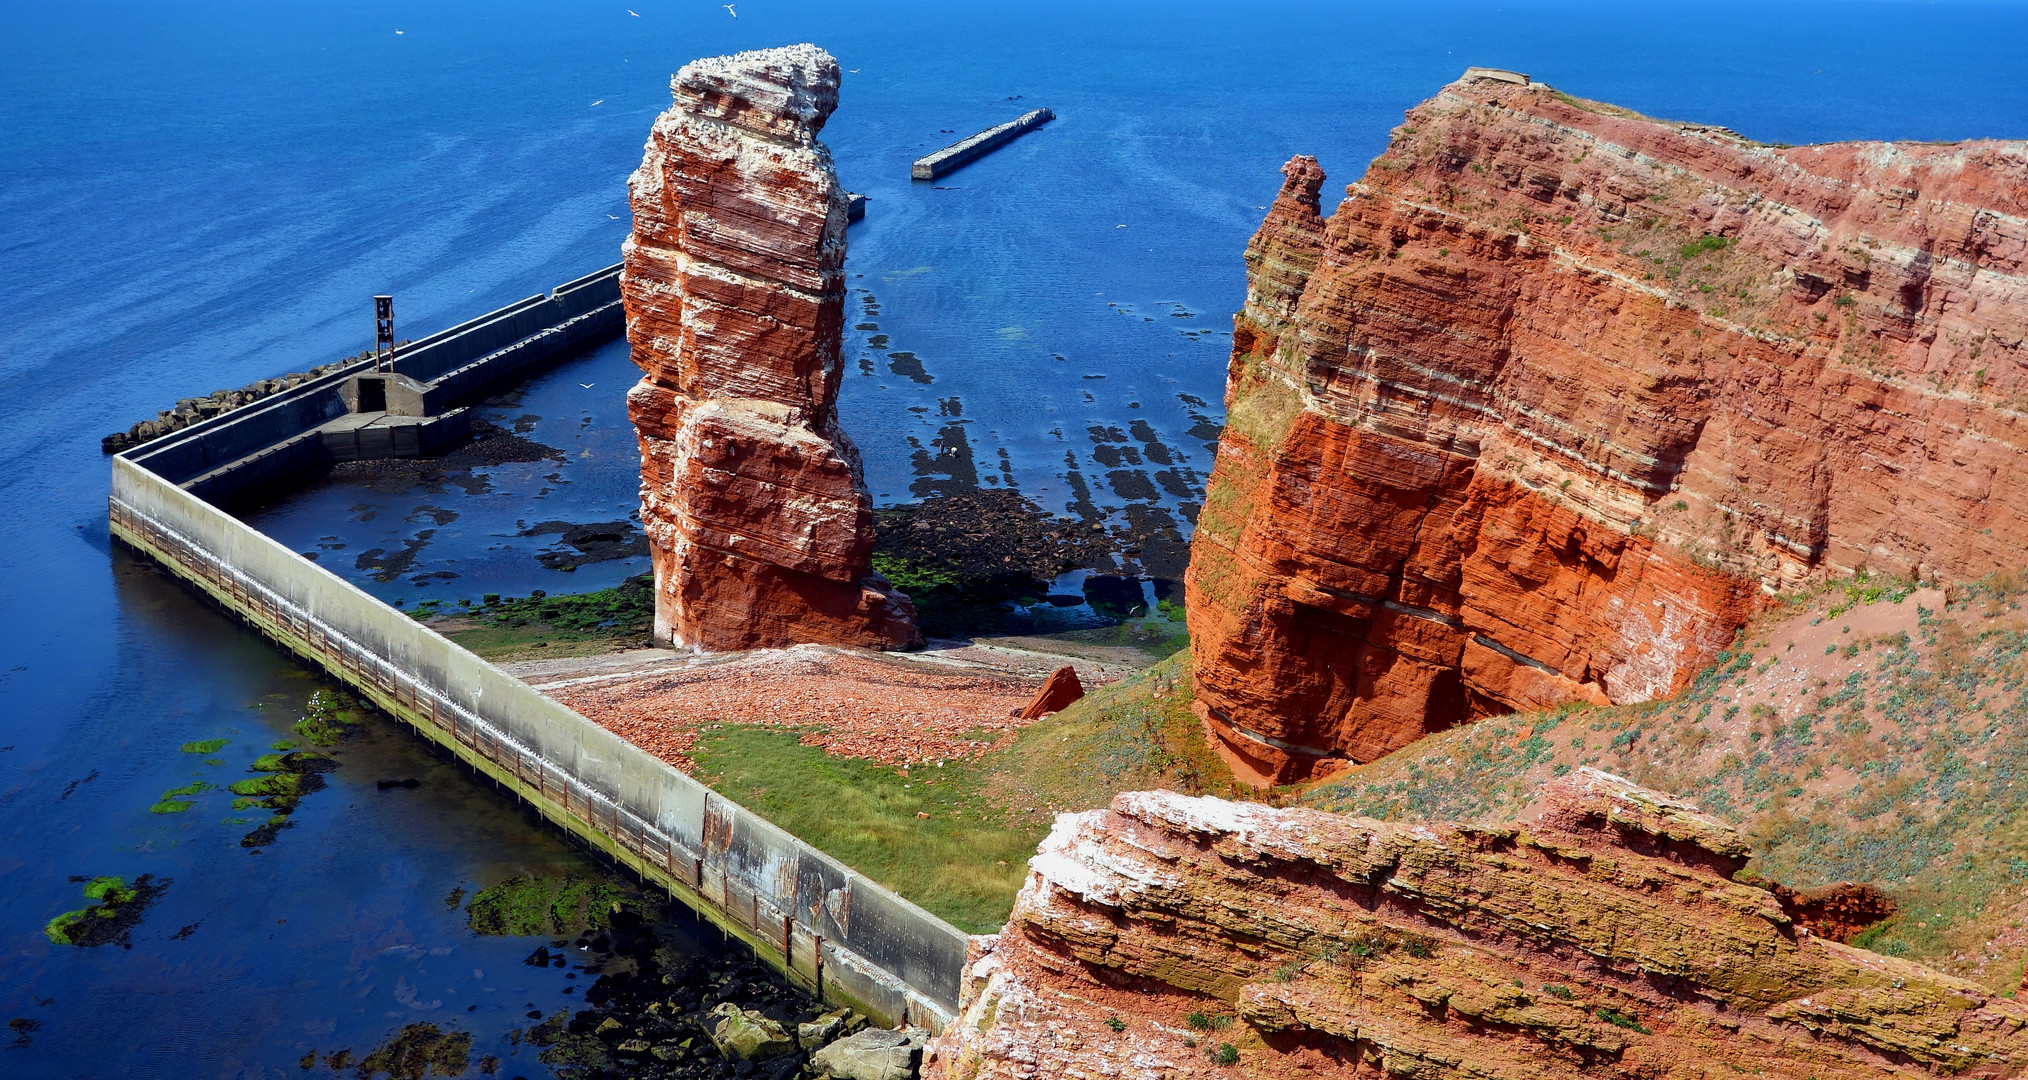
left=1187, top=71, right=2028, bottom=782
left=623, top=44, right=919, bottom=651
left=927, top=771, right=2028, bottom=1080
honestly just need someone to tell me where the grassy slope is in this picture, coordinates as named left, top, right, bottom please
left=1303, top=574, right=2028, bottom=992
left=691, top=652, right=1242, bottom=933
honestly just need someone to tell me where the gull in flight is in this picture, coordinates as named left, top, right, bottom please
left=627, top=8, right=639, bottom=14
left=394, top=29, right=404, bottom=35
left=849, top=69, right=860, bottom=73
left=590, top=99, right=603, bottom=106
left=724, top=3, right=736, bottom=15
left=579, top=383, right=596, bottom=389
left=606, top=214, right=621, bottom=219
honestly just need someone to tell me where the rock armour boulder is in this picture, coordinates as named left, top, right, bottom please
left=811, top=1027, right=925, bottom=1080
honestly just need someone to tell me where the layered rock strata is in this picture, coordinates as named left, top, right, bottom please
left=1188, top=70, right=2028, bottom=782
left=927, top=770, right=2028, bottom=1079
left=623, top=45, right=919, bottom=651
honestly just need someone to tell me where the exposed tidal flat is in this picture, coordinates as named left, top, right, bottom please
left=5, top=0, right=2026, bottom=1073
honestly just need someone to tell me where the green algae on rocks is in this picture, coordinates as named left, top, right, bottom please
left=43, top=874, right=168, bottom=947
left=230, top=748, right=335, bottom=847
left=464, top=875, right=635, bottom=937
left=339, top=1022, right=473, bottom=1080
left=293, top=688, right=365, bottom=747
left=178, top=738, right=229, bottom=754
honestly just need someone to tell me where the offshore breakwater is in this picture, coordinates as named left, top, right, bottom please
left=910, top=108, right=1054, bottom=180
left=107, top=275, right=965, bottom=1033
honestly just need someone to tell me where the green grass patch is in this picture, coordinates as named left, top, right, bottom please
left=983, top=652, right=1242, bottom=815
left=684, top=652, right=1241, bottom=932
left=1295, top=569, right=2028, bottom=990
left=1679, top=234, right=1730, bottom=259
left=179, top=739, right=229, bottom=754
left=692, top=726, right=1043, bottom=934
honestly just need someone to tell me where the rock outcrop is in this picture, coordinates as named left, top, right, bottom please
left=1187, top=69, right=2028, bottom=782
left=623, top=45, right=919, bottom=651
left=927, top=771, right=2028, bottom=1079
left=1016, top=665, right=1085, bottom=719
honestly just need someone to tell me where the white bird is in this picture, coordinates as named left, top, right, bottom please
left=394, top=29, right=404, bottom=35
left=591, top=99, right=603, bottom=106
left=724, top=3, right=736, bottom=15
left=627, top=8, right=639, bottom=14
left=606, top=214, right=621, bottom=219
left=849, top=68, right=860, bottom=73
left=1116, top=224, right=1127, bottom=228
left=579, top=383, right=596, bottom=389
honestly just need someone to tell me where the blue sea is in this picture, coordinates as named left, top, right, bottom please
left=1, top=0, right=2023, bottom=1074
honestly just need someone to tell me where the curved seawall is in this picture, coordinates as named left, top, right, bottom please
left=107, top=278, right=966, bottom=1033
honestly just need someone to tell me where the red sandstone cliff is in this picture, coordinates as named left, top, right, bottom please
left=927, top=771, right=2028, bottom=1079
left=623, top=44, right=919, bottom=651
left=1186, top=70, right=2028, bottom=782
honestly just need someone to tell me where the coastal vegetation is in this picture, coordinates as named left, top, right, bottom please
left=1303, top=570, right=2028, bottom=991
left=692, top=651, right=1240, bottom=931
left=424, top=574, right=654, bottom=660
left=43, top=874, right=167, bottom=947
left=463, top=874, right=635, bottom=937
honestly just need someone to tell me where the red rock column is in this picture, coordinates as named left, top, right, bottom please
left=622, top=44, right=919, bottom=651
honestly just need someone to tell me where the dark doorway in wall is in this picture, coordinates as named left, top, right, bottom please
left=356, top=377, right=386, bottom=413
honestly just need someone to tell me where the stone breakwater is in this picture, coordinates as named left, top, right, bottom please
left=927, top=770, right=2028, bottom=1079
left=100, top=346, right=402, bottom=454
left=1186, top=71, right=2028, bottom=782
left=623, top=43, right=920, bottom=652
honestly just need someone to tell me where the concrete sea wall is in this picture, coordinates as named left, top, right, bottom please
left=126, top=266, right=626, bottom=504
left=108, top=267, right=968, bottom=1032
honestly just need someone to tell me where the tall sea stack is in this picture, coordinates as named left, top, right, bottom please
left=1187, top=70, right=2028, bottom=784
left=622, top=44, right=920, bottom=652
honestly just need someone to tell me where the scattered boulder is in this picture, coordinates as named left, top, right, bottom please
left=797, top=1009, right=848, bottom=1050
left=1016, top=665, right=1084, bottom=719
left=810, top=1026, right=926, bottom=1080
left=706, top=1002, right=795, bottom=1060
